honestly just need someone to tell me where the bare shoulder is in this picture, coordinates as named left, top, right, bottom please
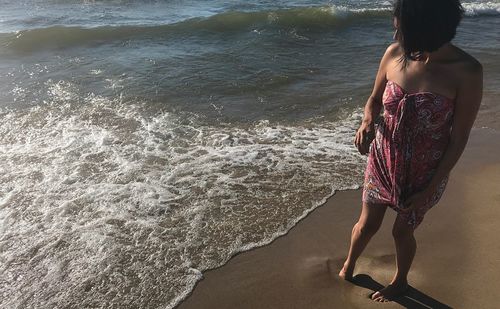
left=449, top=44, right=483, bottom=81
left=384, top=42, right=402, bottom=59
left=386, top=41, right=401, bottom=53
left=448, top=45, right=482, bottom=124
left=379, top=42, right=403, bottom=72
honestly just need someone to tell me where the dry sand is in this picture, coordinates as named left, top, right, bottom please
left=176, top=128, right=500, bottom=309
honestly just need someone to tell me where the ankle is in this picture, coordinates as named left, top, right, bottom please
left=343, top=259, right=355, bottom=269
left=390, top=277, right=408, bottom=287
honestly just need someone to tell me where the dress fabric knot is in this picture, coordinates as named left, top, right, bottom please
left=391, top=94, right=416, bottom=211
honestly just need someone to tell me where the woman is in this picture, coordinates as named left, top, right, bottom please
left=338, top=0, right=483, bottom=302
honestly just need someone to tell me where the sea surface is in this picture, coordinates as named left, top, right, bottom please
left=0, top=1, right=499, bottom=308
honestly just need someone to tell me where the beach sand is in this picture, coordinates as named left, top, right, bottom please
left=176, top=128, right=500, bottom=309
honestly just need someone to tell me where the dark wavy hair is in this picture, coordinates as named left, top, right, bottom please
left=393, top=0, right=465, bottom=69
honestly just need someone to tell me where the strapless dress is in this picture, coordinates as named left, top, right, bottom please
left=362, top=80, right=455, bottom=228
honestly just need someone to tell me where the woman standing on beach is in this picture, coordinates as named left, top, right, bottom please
left=339, top=0, right=483, bottom=302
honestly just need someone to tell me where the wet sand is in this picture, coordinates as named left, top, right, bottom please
left=176, top=128, right=500, bottom=309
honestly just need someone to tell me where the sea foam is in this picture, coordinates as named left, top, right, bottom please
left=0, top=80, right=366, bottom=308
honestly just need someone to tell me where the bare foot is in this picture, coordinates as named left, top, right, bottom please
left=371, top=282, right=409, bottom=302
left=338, top=261, right=354, bottom=281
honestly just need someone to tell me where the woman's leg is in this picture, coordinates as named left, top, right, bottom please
left=339, top=202, right=387, bottom=280
left=371, top=214, right=414, bottom=302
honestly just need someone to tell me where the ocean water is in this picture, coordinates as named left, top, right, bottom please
left=0, top=1, right=499, bottom=308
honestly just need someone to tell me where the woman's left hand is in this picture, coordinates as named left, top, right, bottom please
left=400, top=188, right=434, bottom=213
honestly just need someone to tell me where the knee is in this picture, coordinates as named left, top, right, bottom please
left=392, top=224, right=414, bottom=240
left=355, top=221, right=380, bottom=237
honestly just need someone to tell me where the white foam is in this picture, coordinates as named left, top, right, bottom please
left=462, top=2, right=500, bottom=16
left=327, top=2, right=500, bottom=17
left=0, top=80, right=367, bottom=308
left=328, top=4, right=391, bottom=17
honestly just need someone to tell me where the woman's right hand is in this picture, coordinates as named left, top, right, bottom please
left=354, top=120, right=375, bottom=155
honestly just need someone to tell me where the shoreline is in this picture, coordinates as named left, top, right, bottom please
left=176, top=127, right=500, bottom=309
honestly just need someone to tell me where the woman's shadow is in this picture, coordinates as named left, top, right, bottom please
left=351, top=274, right=453, bottom=309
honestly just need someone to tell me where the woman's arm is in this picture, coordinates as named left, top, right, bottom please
left=355, top=43, right=399, bottom=154
left=402, top=59, right=483, bottom=211
left=425, top=61, right=483, bottom=192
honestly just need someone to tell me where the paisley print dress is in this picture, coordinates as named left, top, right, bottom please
left=362, top=80, right=455, bottom=228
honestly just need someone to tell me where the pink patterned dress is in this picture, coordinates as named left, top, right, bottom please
left=362, top=80, right=455, bottom=228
